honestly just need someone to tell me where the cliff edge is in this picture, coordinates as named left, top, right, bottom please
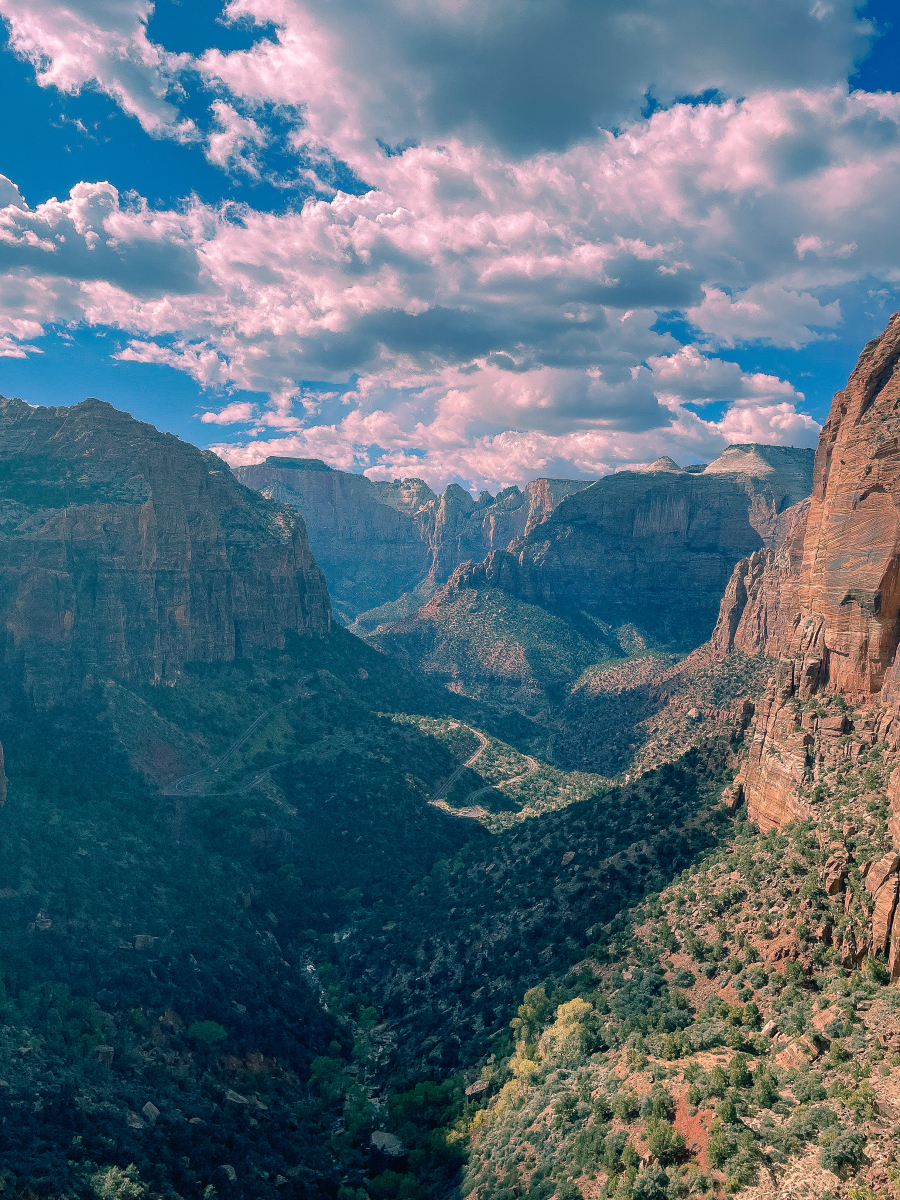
left=0, top=398, right=330, bottom=707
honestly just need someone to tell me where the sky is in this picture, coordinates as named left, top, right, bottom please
left=0, top=2, right=899, bottom=491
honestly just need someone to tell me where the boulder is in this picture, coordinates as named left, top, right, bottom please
left=865, top=853, right=900, bottom=898
left=370, top=1131, right=407, bottom=1176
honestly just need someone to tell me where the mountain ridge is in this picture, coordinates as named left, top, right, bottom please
left=0, top=396, right=331, bottom=708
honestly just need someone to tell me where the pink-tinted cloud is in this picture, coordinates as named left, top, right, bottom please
left=0, top=0, right=195, bottom=138
left=3, top=86, right=900, bottom=482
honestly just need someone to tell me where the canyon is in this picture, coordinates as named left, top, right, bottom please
left=233, top=457, right=592, bottom=626
left=3, top=326, right=900, bottom=1200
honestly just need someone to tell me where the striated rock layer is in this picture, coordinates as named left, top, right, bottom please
left=233, top=457, right=592, bottom=622
left=422, top=443, right=815, bottom=646
left=0, top=398, right=330, bottom=708
left=716, top=313, right=900, bottom=974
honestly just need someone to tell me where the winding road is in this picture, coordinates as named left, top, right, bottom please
left=431, top=725, right=540, bottom=812
left=432, top=729, right=488, bottom=802
left=162, top=677, right=314, bottom=797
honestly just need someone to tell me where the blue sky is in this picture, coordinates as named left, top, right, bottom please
left=0, top=0, right=898, bottom=489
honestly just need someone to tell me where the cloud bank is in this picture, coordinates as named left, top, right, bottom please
left=0, top=0, right=893, bottom=488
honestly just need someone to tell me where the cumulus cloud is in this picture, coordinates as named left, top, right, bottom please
left=688, top=284, right=842, bottom=348
left=0, top=0, right=871, bottom=168
left=206, top=101, right=269, bottom=176
left=0, top=3, right=896, bottom=486
left=0, top=177, right=207, bottom=296
left=200, top=399, right=258, bottom=423
left=0, top=0, right=195, bottom=138
left=207, top=390, right=821, bottom=495
left=199, top=0, right=870, bottom=162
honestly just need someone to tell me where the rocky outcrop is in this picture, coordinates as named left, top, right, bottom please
left=0, top=398, right=330, bottom=708
left=710, top=499, right=810, bottom=657
left=232, top=457, right=592, bottom=622
left=439, top=445, right=814, bottom=644
left=728, top=315, right=900, bottom=836
left=715, top=312, right=900, bottom=974
left=233, top=458, right=432, bottom=623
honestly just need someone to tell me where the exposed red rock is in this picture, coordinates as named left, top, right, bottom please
left=710, top=499, right=809, bottom=657
left=0, top=398, right=330, bottom=708
left=871, top=874, right=899, bottom=956
left=233, top=456, right=591, bottom=623
left=710, top=312, right=900, bottom=969
left=730, top=317, right=900, bottom=837
left=866, top=852, right=900, bottom=897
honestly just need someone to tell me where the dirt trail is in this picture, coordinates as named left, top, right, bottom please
left=432, top=729, right=488, bottom=802
left=461, top=752, right=539, bottom=804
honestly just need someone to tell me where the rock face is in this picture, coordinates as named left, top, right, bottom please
left=0, top=398, right=330, bottom=708
left=710, top=499, right=810, bottom=657
left=725, top=315, right=900, bottom=829
left=232, top=457, right=592, bottom=622
left=441, top=444, right=814, bottom=645
left=713, top=312, right=900, bottom=973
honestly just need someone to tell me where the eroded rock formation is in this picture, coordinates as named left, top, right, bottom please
left=415, top=444, right=815, bottom=646
left=716, top=313, right=900, bottom=974
left=0, top=398, right=330, bottom=707
left=233, top=456, right=592, bottom=622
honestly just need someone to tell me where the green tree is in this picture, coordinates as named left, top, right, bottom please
left=728, top=1053, right=751, bottom=1088
left=820, top=1130, right=866, bottom=1174
left=90, top=1165, right=148, bottom=1200
left=510, top=987, right=550, bottom=1042
left=646, top=1119, right=686, bottom=1165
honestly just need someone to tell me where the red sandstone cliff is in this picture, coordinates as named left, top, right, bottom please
left=416, top=444, right=814, bottom=647
left=233, top=457, right=592, bottom=622
left=721, top=313, right=900, bottom=975
left=0, top=398, right=330, bottom=708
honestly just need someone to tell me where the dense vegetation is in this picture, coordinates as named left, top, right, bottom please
left=4, top=607, right=898, bottom=1200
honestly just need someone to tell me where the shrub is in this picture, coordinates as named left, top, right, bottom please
left=646, top=1119, right=686, bottom=1165
left=602, top=1130, right=628, bottom=1173
left=820, top=1129, right=866, bottom=1173
left=613, top=1089, right=640, bottom=1121
left=751, top=1068, right=778, bottom=1108
left=90, top=1167, right=148, bottom=1200
left=793, top=1072, right=826, bottom=1103
left=867, top=956, right=889, bottom=985
left=829, top=1039, right=848, bottom=1066
left=728, top=1053, right=751, bottom=1088
left=631, top=1166, right=669, bottom=1200
left=707, top=1121, right=736, bottom=1169
left=187, top=1020, right=227, bottom=1046
left=708, top=1065, right=727, bottom=1096
left=641, top=1087, right=675, bottom=1122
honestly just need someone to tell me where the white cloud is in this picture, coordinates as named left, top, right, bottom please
left=200, top=0, right=870, bottom=164
left=206, top=101, right=268, bottom=176
left=0, top=0, right=871, bottom=170
left=0, top=0, right=195, bottom=138
left=687, top=284, right=842, bottom=348
left=1, top=10, right=899, bottom=486
left=207, top=391, right=821, bottom=495
left=200, top=399, right=258, bottom=424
